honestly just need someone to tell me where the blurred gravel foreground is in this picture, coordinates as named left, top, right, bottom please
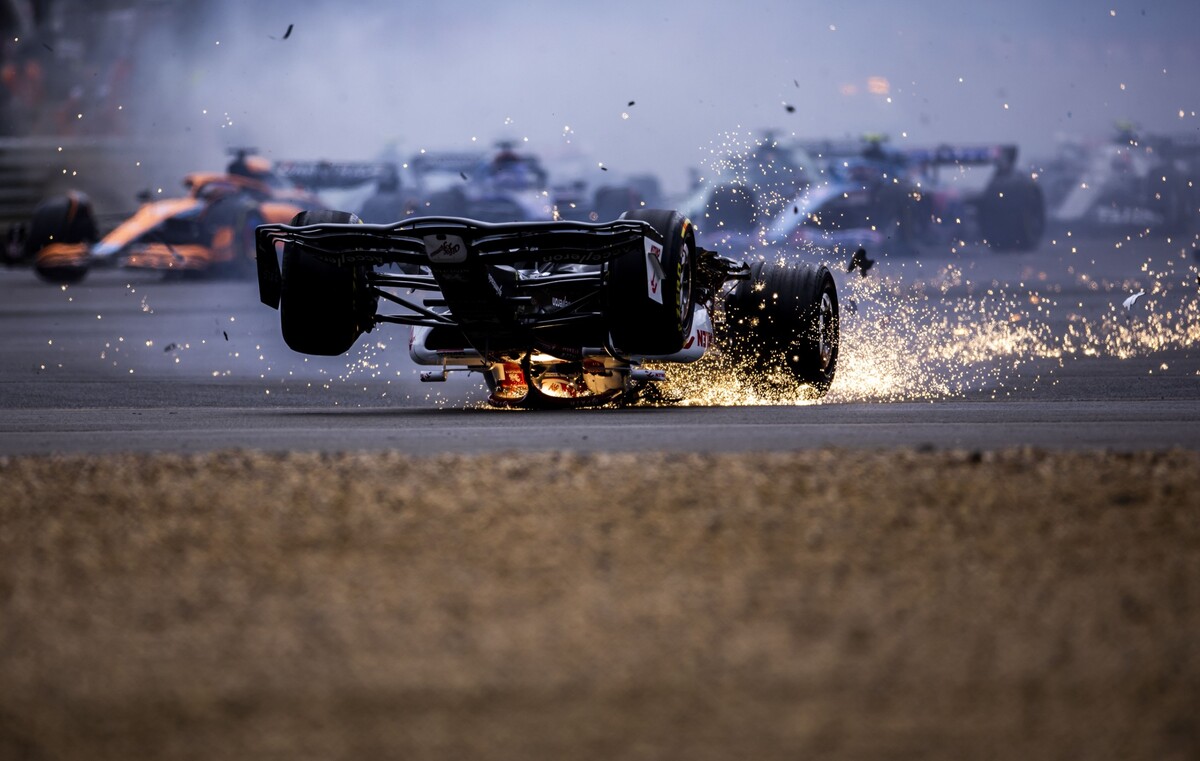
left=2, top=449, right=1198, bottom=761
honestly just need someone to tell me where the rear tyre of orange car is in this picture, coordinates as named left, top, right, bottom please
left=722, top=259, right=839, bottom=396
left=279, top=210, right=377, bottom=356
left=603, top=208, right=695, bottom=356
left=29, top=192, right=97, bottom=284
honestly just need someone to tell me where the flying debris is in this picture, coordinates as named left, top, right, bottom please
left=223, top=331, right=229, bottom=341
left=459, top=171, right=468, bottom=181
left=784, top=103, right=796, bottom=113
left=283, top=23, right=293, bottom=39
left=163, top=343, right=178, bottom=352
left=627, top=100, right=635, bottom=107
left=844, top=297, right=858, bottom=315
left=599, top=164, right=609, bottom=171
left=793, top=205, right=799, bottom=214
left=794, top=79, right=800, bottom=87
left=847, top=247, right=875, bottom=278
left=1122, top=290, right=1146, bottom=311
left=42, top=43, right=53, bottom=52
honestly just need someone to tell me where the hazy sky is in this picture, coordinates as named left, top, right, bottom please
left=133, top=0, right=1200, bottom=192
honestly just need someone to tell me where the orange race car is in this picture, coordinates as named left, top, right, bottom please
left=26, top=150, right=396, bottom=283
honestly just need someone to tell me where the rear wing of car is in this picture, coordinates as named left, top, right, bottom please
left=794, top=139, right=1020, bottom=174
left=274, top=161, right=400, bottom=190
left=255, top=217, right=655, bottom=309
left=902, top=145, right=1019, bottom=174
left=1142, top=133, right=1200, bottom=161
left=409, top=152, right=485, bottom=179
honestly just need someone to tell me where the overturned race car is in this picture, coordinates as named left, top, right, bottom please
left=256, top=209, right=840, bottom=407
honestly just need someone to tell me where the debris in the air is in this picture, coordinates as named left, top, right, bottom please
left=848, top=247, right=875, bottom=278
left=627, top=100, right=635, bottom=107
left=1122, top=290, right=1145, bottom=311
left=844, top=297, right=858, bottom=315
left=42, top=43, right=53, bottom=52
left=223, top=331, right=229, bottom=341
left=459, top=171, right=468, bottom=181
left=599, top=164, right=608, bottom=171
left=793, top=205, right=799, bottom=214
left=784, top=103, right=796, bottom=113
left=163, top=343, right=178, bottom=352
left=283, top=23, right=293, bottom=39
left=794, top=79, right=800, bottom=87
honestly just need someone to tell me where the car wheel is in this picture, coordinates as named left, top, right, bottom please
left=425, top=188, right=468, bottom=217
left=603, top=208, right=695, bottom=356
left=722, top=259, right=839, bottom=396
left=279, top=210, right=377, bottom=356
left=29, top=192, right=97, bottom=284
left=978, top=177, right=1045, bottom=252
left=1155, top=172, right=1190, bottom=237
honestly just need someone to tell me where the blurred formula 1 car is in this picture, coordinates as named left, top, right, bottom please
left=553, top=173, right=664, bottom=223
left=679, top=133, right=816, bottom=252
left=1043, top=129, right=1198, bottom=236
left=26, top=150, right=396, bottom=283
left=417, top=142, right=555, bottom=223
left=255, top=208, right=840, bottom=407
left=764, top=138, right=1045, bottom=255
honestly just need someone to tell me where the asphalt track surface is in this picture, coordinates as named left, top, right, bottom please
left=2, top=232, right=1198, bottom=455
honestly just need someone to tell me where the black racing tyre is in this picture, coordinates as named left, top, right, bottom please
left=279, top=210, right=377, bottom=356
left=706, top=184, right=758, bottom=233
left=604, top=208, right=695, bottom=356
left=873, top=184, right=923, bottom=256
left=722, top=260, right=839, bottom=395
left=978, top=177, right=1045, bottom=252
left=425, top=187, right=468, bottom=217
left=29, top=192, right=97, bottom=284
left=3, top=223, right=27, bottom=267
left=1154, top=172, right=1190, bottom=237
left=592, top=186, right=641, bottom=223
left=358, top=190, right=410, bottom=224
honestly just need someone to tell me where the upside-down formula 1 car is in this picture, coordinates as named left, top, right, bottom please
left=255, top=208, right=840, bottom=408
left=26, top=151, right=397, bottom=284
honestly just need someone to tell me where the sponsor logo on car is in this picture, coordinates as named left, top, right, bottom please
left=645, top=236, right=664, bottom=304
left=424, top=234, right=467, bottom=263
left=683, top=328, right=712, bottom=350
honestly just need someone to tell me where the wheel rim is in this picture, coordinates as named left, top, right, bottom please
left=817, top=290, right=835, bottom=371
left=678, top=241, right=691, bottom=318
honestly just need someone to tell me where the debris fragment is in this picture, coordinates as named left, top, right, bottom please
left=1122, top=290, right=1145, bottom=311
left=848, top=247, right=875, bottom=278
